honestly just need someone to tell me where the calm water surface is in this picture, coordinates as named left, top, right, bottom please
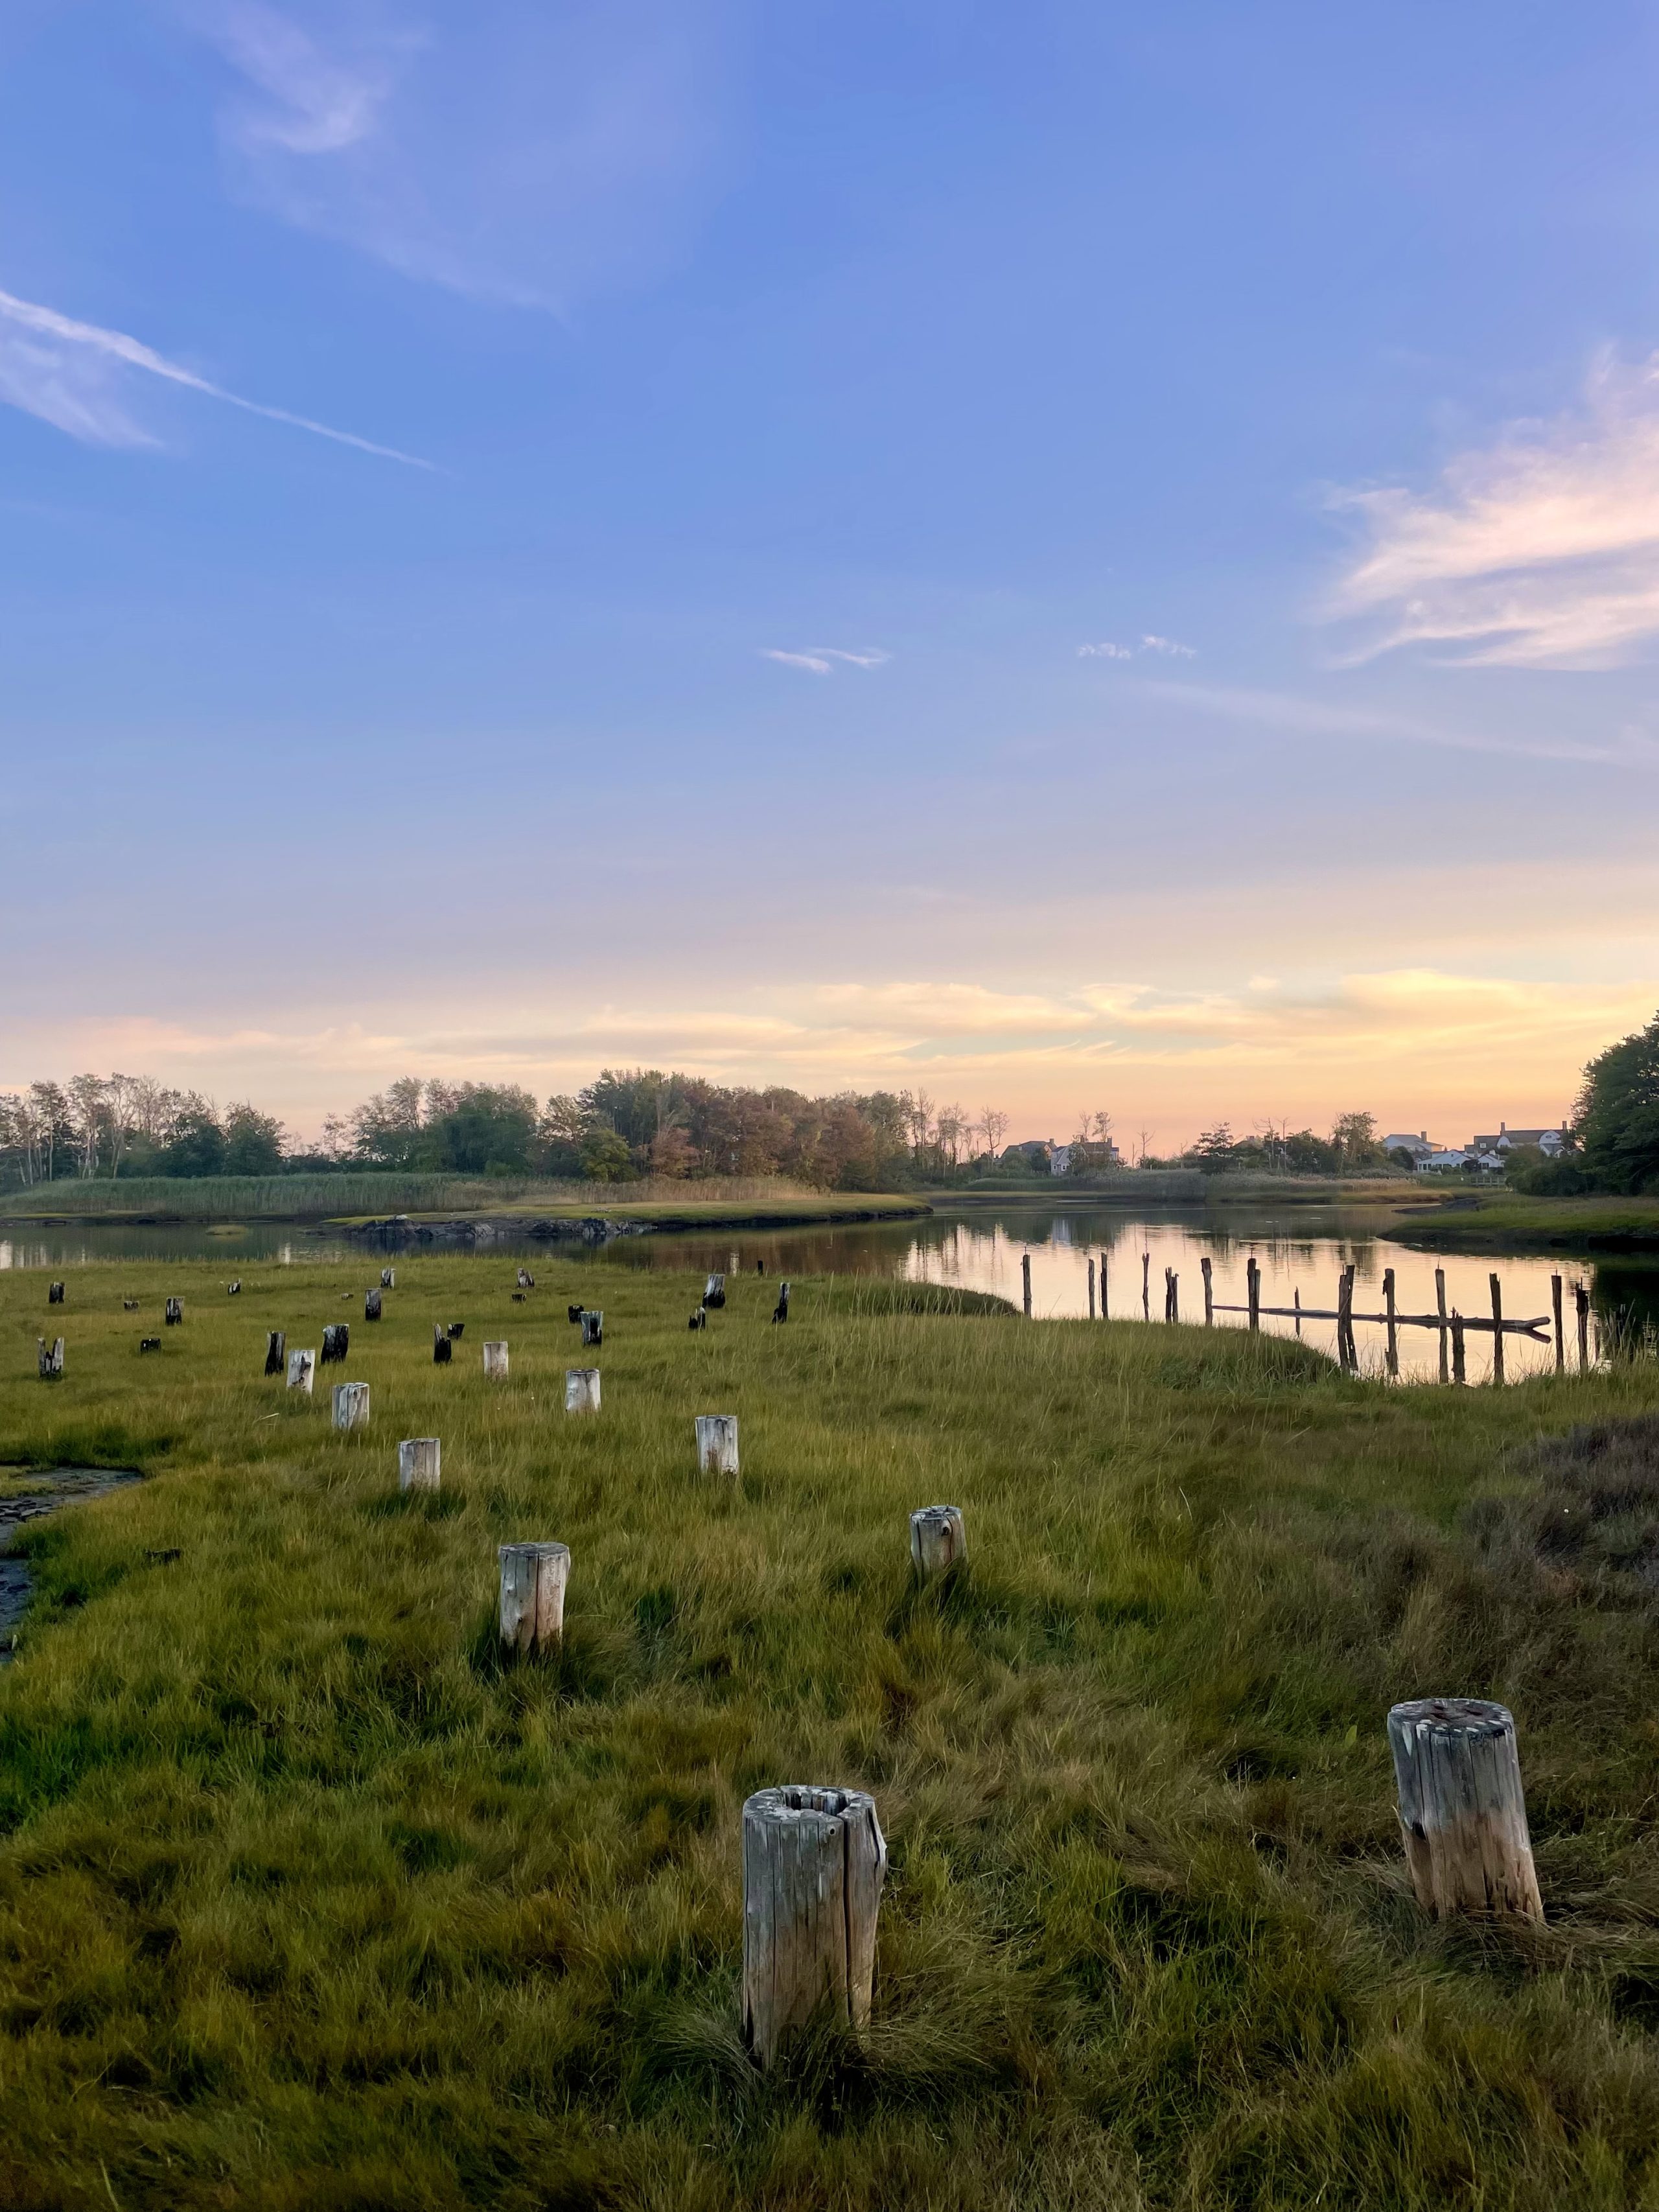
left=3, top=1204, right=1653, bottom=1386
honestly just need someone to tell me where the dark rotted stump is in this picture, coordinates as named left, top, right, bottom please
left=322, top=1323, right=350, bottom=1365
left=433, top=1325, right=452, bottom=1365
left=447, top=1321, right=465, bottom=1340
left=139, top=1337, right=161, bottom=1354
left=365, top=1289, right=382, bottom=1322
left=165, top=1298, right=183, bottom=1326
left=48, top=1282, right=65, bottom=1306
left=689, top=1308, right=707, bottom=1331
left=512, top=1292, right=526, bottom=1303
left=580, top=1310, right=603, bottom=1347
left=772, top=1281, right=791, bottom=1325
left=264, top=1331, right=286, bottom=1377
left=518, top=1268, right=535, bottom=1289
left=122, top=1299, right=139, bottom=1311
left=704, top=1274, right=726, bottom=1310
left=227, top=1280, right=241, bottom=1296
left=756, top=1261, right=766, bottom=1275
left=568, top=1304, right=584, bottom=1325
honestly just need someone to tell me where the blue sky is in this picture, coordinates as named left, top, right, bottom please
left=3, top=0, right=1658, bottom=1144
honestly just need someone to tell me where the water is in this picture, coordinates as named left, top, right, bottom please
left=3, top=1204, right=1653, bottom=1385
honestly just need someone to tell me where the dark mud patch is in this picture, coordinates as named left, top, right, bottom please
left=0, top=1467, right=141, bottom=1661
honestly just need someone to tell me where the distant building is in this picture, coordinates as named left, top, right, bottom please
left=1468, top=1120, right=1569, bottom=1158
left=1421, top=1147, right=1503, bottom=1175
left=1382, top=1131, right=1435, bottom=1163
left=1049, top=1145, right=1071, bottom=1176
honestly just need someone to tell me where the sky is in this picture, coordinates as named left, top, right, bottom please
left=2, top=0, right=1657, bottom=1148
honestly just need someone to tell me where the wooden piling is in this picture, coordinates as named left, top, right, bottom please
left=47, top=1281, right=64, bottom=1305
left=1099, top=1257, right=1108, bottom=1319
left=1294, top=1287, right=1302, bottom=1335
left=909, top=1504, right=966, bottom=1581
left=1201, top=1255, right=1213, bottom=1325
left=688, top=1308, right=707, bottom=1331
left=1575, top=1281, right=1590, bottom=1371
left=1450, top=1312, right=1467, bottom=1386
left=381, top=1268, right=396, bottom=1288
left=1338, top=1263, right=1356, bottom=1369
left=564, top=1368, right=601, bottom=1415
left=1435, top=1268, right=1449, bottom=1384
left=772, top=1280, right=790, bottom=1324
left=483, top=1340, right=509, bottom=1380
left=433, top=1324, right=452, bottom=1365
left=498, top=1542, right=569, bottom=1659
left=165, top=1298, right=182, bottom=1327
left=568, top=1304, right=584, bottom=1325
left=1164, top=1268, right=1178, bottom=1323
left=1021, top=1254, right=1032, bottom=1318
left=580, top=1309, right=603, bottom=1347
left=1141, top=1252, right=1151, bottom=1321
left=332, top=1381, right=370, bottom=1430
left=447, top=1322, right=465, bottom=1340
left=37, top=1337, right=63, bottom=1379
left=1087, top=1257, right=1096, bottom=1320
left=1246, top=1257, right=1260, bottom=1333
left=264, top=1330, right=286, bottom=1377
left=364, top=1288, right=382, bottom=1322
left=1551, top=1275, right=1564, bottom=1371
left=741, top=1786, right=885, bottom=2067
left=1384, top=1268, right=1398, bottom=1379
left=517, top=1268, right=535, bottom=1290
left=1386, top=1697, right=1542, bottom=1922
left=695, top=1415, right=739, bottom=1476
left=1489, top=1275, right=1505, bottom=1385
left=704, top=1273, right=726, bottom=1310
left=398, top=1438, right=440, bottom=1491
left=321, top=1323, right=349, bottom=1365
left=286, top=1348, right=314, bottom=1393
left=227, top=1279, right=240, bottom=1296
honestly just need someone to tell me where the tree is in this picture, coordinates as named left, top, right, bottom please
left=1330, top=1112, right=1380, bottom=1171
left=579, top=1125, right=635, bottom=1182
left=978, top=1106, right=1009, bottom=1161
left=223, top=1104, right=286, bottom=1176
left=160, top=1100, right=226, bottom=1178
left=1573, top=1011, right=1659, bottom=1192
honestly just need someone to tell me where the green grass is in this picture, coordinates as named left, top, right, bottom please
left=0, top=1174, right=852, bottom=1225
left=1389, top=1193, right=1659, bottom=1253
left=369, top=1194, right=930, bottom=1229
left=4, top=1259, right=1659, bottom=2206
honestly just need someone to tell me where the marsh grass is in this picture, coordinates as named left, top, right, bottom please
left=2, top=1259, right=1659, bottom=2206
left=0, top=1173, right=838, bottom=1224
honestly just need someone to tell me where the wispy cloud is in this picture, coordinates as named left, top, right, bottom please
left=0, top=285, right=430, bottom=463
left=759, top=646, right=890, bottom=676
left=1078, top=633, right=1196, bottom=661
left=183, top=0, right=732, bottom=309
left=1328, top=352, right=1659, bottom=668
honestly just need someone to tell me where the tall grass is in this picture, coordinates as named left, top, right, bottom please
left=0, top=1172, right=828, bottom=1221
left=3, top=1257, right=1659, bottom=2205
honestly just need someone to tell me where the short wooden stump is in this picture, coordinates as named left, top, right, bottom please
left=498, top=1542, right=570, bottom=1657
left=1387, top=1697, right=1542, bottom=1922
left=742, top=1786, right=886, bottom=2067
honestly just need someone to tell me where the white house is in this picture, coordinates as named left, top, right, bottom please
left=1419, top=1147, right=1504, bottom=1175
left=1383, top=1131, right=1435, bottom=1163
left=1468, top=1121, right=1569, bottom=1158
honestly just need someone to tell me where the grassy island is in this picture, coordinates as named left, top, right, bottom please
left=1388, top=1192, right=1659, bottom=1254
left=4, top=1258, right=1659, bottom=2206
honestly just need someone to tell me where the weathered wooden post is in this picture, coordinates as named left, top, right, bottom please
left=483, top=1340, right=509, bottom=1380
left=1338, top=1263, right=1356, bottom=1369
left=1384, top=1268, right=1398, bottom=1379
left=398, top=1438, right=440, bottom=1491
left=688, top=1307, right=707, bottom=1331
left=695, top=1414, right=739, bottom=1476
left=772, top=1280, right=790, bottom=1323
left=37, top=1336, right=64, bottom=1379
left=1551, top=1274, right=1565, bottom=1371
left=580, top=1310, right=603, bottom=1347
left=1489, top=1274, right=1505, bottom=1385
left=704, top=1273, right=726, bottom=1310
left=1246, top=1257, right=1260, bottom=1333
left=1141, top=1252, right=1151, bottom=1321
left=567, top=1303, right=584, bottom=1325
left=264, top=1330, right=286, bottom=1377
left=332, top=1381, right=370, bottom=1430
left=433, top=1325, right=452, bottom=1364
left=1450, top=1311, right=1467, bottom=1386
left=1021, top=1254, right=1032, bottom=1318
left=321, top=1323, right=349, bottom=1364
left=517, top=1268, right=535, bottom=1290
left=381, top=1268, right=396, bottom=1288
left=565, top=1368, right=601, bottom=1415
left=364, top=1288, right=382, bottom=1322
left=742, top=1786, right=886, bottom=2067
left=757, top=1259, right=767, bottom=1275
left=165, top=1298, right=183, bottom=1327
left=139, top=1336, right=161, bottom=1353
left=1294, top=1286, right=1303, bottom=1335
left=1386, top=1698, right=1542, bottom=1923
left=47, top=1281, right=64, bottom=1305
left=1099, top=1257, right=1108, bottom=1319
left=1201, top=1255, right=1213, bottom=1325
left=1164, top=1267, right=1178, bottom=1323
left=1087, top=1257, right=1096, bottom=1320
left=448, top=1321, right=465, bottom=1340
left=909, top=1504, right=966, bottom=1581
left=227, top=1280, right=241, bottom=1297
left=1575, top=1281, right=1590, bottom=1371
left=498, top=1541, right=569, bottom=1657
left=1435, top=1268, right=1449, bottom=1384
left=729, top=1250, right=740, bottom=1272
left=286, top=1347, right=315, bottom=1393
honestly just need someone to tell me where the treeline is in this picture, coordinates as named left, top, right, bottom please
left=1509, top=1009, right=1659, bottom=1196
left=1152, top=1112, right=1395, bottom=1177
left=0, top=1071, right=1001, bottom=1192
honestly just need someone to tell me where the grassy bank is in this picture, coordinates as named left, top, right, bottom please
left=351, top=1195, right=931, bottom=1232
left=5, top=1260, right=1659, bottom=2206
left=0, top=1174, right=835, bottom=1226
left=1389, top=1193, right=1659, bottom=1253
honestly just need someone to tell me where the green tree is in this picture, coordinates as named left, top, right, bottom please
left=222, top=1104, right=286, bottom=1176
left=579, top=1126, right=635, bottom=1182
left=1573, top=1012, right=1659, bottom=1192
left=160, top=1103, right=226, bottom=1178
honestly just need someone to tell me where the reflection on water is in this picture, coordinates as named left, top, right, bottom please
left=3, top=1203, right=1653, bottom=1386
